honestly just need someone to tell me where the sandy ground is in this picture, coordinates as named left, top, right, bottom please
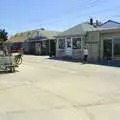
left=0, top=55, right=120, bottom=120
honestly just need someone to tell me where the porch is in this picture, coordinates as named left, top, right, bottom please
left=56, top=36, right=85, bottom=59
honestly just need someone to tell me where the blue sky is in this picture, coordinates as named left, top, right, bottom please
left=0, top=0, right=120, bottom=35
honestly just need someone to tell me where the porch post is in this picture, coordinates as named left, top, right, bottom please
left=49, top=39, right=51, bottom=57
left=81, top=35, right=83, bottom=51
left=71, top=37, right=73, bottom=56
left=71, top=37, right=73, bottom=49
left=112, top=39, right=114, bottom=60
left=64, top=37, right=66, bottom=56
left=81, top=35, right=84, bottom=59
left=57, top=38, right=59, bottom=49
left=100, top=35, right=103, bottom=60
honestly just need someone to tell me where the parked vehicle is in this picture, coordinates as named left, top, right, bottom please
left=0, top=45, right=15, bottom=72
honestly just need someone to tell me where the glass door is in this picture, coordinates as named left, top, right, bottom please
left=114, top=38, right=120, bottom=60
left=103, top=39, right=112, bottom=60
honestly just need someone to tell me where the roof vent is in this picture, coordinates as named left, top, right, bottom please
left=90, top=18, right=93, bottom=25
left=96, top=20, right=101, bottom=26
left=40, top=28, right=45, bottom=30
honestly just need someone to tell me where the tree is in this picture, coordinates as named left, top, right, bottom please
left=0, top=29, right=8, bottom=44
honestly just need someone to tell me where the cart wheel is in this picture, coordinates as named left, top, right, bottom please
left=16, top=58, right=22, bottom=65
left=10, top=67, right=15, bottom=73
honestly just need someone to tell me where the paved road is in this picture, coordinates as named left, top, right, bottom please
left=0, top=55, right=120, bottom=120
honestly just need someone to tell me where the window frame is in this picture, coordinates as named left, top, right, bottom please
left=72, top=37, right=81, bottom=49
left=58, top=38, right=65, bottom=49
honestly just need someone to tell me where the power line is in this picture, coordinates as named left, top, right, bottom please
left=37, top=0, right=106, bottom=24
left=31, top=0, right=109, bottom=25
left=29, top=0, right=120, bottom=28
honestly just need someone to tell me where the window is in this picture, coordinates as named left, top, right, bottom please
left=66, top=38, right=71, bottom=48
left=72, top=38, right=81, bottom=49
left=58, top=39, right=65, bottom=49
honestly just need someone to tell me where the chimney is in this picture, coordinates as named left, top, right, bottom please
left=90, top=18, right=93, bottom=25
left=96, top=20, right=99, bottom=26
left=40, top=28, right=45, bottom=30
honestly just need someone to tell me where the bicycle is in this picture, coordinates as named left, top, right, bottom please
left=14, top=53, right=23, bottom=65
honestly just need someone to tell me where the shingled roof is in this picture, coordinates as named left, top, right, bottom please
left=7, top=36, right=27, bottom=43
left=100, top=20, right=120, bottom=28
left=34, top=29, right=59, bottom=39
left=57, top=22, right=99, bottom=37
left=7, top=29, right=60, bottom=43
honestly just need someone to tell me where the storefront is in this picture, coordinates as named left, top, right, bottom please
left=56, top=36, right=83, bottom=59
left=56, top=21, right=120, bottom=62
left=103, top=37, right=120, bottom=60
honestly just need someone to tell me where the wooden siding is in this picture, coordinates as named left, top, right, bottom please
left=56, top=49, right=65, bottom=58
left=72, top=49, right=82, bottom=59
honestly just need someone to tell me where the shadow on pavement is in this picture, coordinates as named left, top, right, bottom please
left=48, top=56, right=81, bottom=63
left=88, top=60, right=120, bottom=68
left=48, top=57, right=120, bottom=68
left=0, top=70, right=19, bottom=74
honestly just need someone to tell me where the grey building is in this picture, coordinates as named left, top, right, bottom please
left=24, top=29, right=60, bottom=56
left=56, top=20, right=120, bottom=61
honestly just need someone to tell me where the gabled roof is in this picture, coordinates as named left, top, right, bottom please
left=7, top=29, right=60, bottom=43
left=57, top=22, right=99, bottom=37
left=100, top=20, right=120, bottom=28
left=57, top=20, right=120, bottom=37
left=34, top=29, right=60, bottom=39
left=6, top=36, right=27, bottom=43
left=25, top=30, right=60, bottom=42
